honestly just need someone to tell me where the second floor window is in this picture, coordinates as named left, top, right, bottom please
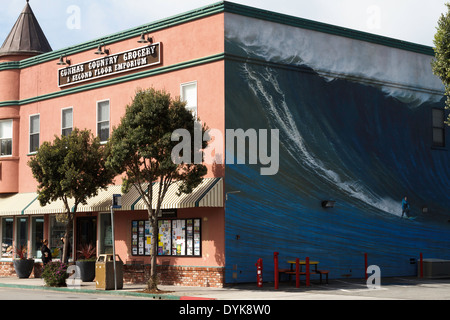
left=29, top=114, right=40, bottom=153
left=62, top=108, right=73, bottom=137
left=181, top=82, right=197, bottom=120
left=97, top=100, right=110, bottom=142
left=432, top=108, right=445, bottom=148
left=0, top=119, right=12, bottom=156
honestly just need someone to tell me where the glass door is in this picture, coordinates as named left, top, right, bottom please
left=98, top=213, right=112, bottom=254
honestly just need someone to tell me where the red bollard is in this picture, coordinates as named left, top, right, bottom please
left=364, top=253, right=368, bottom=280
left=295, top=258, right=300, bottom=288
left=420, top=253, right=423, bottom=278
left=306, top=257, right=310, bottom=287
left=255, top=258, right=263, bottom=287
left=274, top=252, right=279, bottom=290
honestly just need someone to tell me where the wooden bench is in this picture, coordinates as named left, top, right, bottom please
left=316, top=270, right=329, bottom=284
left=278, top=268, right=295, bottom=281
left=280, top=269, right=329, bottom=284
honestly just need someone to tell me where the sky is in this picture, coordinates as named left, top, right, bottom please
left=0, top=0, right=447, bottom=51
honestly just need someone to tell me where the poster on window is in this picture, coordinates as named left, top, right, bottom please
left=132, top=218, right=200, bottom=256
left=186, top=219, right=193, bottom=255
left=144, top=221, right=151, bottom=255
left=131, top=221, right=138, bottom=255
left=194, top=219, right=201, bottom=256
left=172, top=220, right=186, bottom=256
left=138, top=221, right=144, bottom=255
left=158, top=220, right=171, bottom=256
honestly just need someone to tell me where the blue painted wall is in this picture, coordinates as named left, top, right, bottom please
left=224, top=16, right=450, bottom=284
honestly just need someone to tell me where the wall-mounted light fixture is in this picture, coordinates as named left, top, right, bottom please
left=321, top=200, right=336, bottom=208
left=94, top=43, right=110, bottom=55
left=138, top=31, right=153, bottom=44
left=56, top=55, right=71, bottom=66
left=225, top=191, right=241, bottom=201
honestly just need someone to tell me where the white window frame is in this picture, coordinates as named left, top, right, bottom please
left=61, top=107, right=73, bottom=137
left=0, top=119, right=13, bottom=157
left=180, top=81, right=198, bottom=120
left=96, top=99, right=110, bottom=143
left=29, top=114, right=40, bottom=154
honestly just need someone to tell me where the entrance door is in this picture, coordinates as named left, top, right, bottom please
left=76, top=216, right=97, bottom=259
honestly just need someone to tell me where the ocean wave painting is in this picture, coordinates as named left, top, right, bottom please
left=224, top=15, right=450, bottom=283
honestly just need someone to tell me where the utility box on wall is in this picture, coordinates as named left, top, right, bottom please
left=419, top=259, right=450, bottom=279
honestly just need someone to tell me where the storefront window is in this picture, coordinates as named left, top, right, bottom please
left=15, top=217, right=28, bottom=257
left=31, top=217, right=44, bottom=259
left=49, top=215, right=73, bottom=260
left=172, top=220, right=186, bottom=255
left=131, top=218, right=201, bottom=257
left=98, top=213, right=112, bottom=254
left=1, top=218, right=13, bottom=258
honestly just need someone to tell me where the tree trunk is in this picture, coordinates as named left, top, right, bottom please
left=62, top=213, right=73, bottom=265
left=147, top=211, right=159, bottom=291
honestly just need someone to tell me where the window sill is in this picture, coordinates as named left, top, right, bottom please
left=0, top=258, right=13, bottom=262
left=0, top=156, right=19, bottom=161
left=431, top=146, right=447, bottom=151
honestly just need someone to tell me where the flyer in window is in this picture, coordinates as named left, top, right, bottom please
left=186, top=219, right=193, bottom=255
left=158, top=220, right=171, bottom=255
left=194, top=219, right=200, bottom=255
left=172, top=219, right=186, bottom=255
left=144, top=220, right=151, bottom=255
left=131, top=221, right=138, bottom=255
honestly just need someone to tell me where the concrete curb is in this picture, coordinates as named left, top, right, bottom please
left=0, top=282, right=184, bottom=300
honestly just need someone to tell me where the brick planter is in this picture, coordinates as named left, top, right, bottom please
left=0, top=261, right=225, bottom=287
left=123, top=264, right=225, bottom=287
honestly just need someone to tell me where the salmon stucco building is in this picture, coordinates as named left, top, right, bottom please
left=0, top=1, right=449, bottom=287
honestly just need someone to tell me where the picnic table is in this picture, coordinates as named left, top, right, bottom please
left=279, top=259, right=329, bottom=285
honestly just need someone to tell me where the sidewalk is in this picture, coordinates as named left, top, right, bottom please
left=1, top=276, right=450, bottom=300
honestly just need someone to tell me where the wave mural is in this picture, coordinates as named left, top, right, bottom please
left=224, top=17, right=450, bottom=283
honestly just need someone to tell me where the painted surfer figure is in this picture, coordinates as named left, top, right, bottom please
left=401, top=196, right=410, bottom=218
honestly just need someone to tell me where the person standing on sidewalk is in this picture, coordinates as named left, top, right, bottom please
left=41, top=239, right=52, bottom=266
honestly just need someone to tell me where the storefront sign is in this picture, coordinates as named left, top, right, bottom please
left=158, top=209, right=178, bottom=218
left=58, top=43, right=161, bottom=87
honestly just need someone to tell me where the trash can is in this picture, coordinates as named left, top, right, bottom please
left=95, top=254, right=123, bottom=290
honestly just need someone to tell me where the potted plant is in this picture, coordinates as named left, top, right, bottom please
left=76, top=243, right=96, bottom=282
left=13, top=245, right=35, bottom=278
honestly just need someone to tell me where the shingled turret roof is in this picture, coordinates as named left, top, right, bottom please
left=0, top=0, right=52, bottom=57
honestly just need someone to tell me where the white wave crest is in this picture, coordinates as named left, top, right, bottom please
left=226, top=14, right=444, bottom=107
left=243, top=63, right=402, bottom=216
